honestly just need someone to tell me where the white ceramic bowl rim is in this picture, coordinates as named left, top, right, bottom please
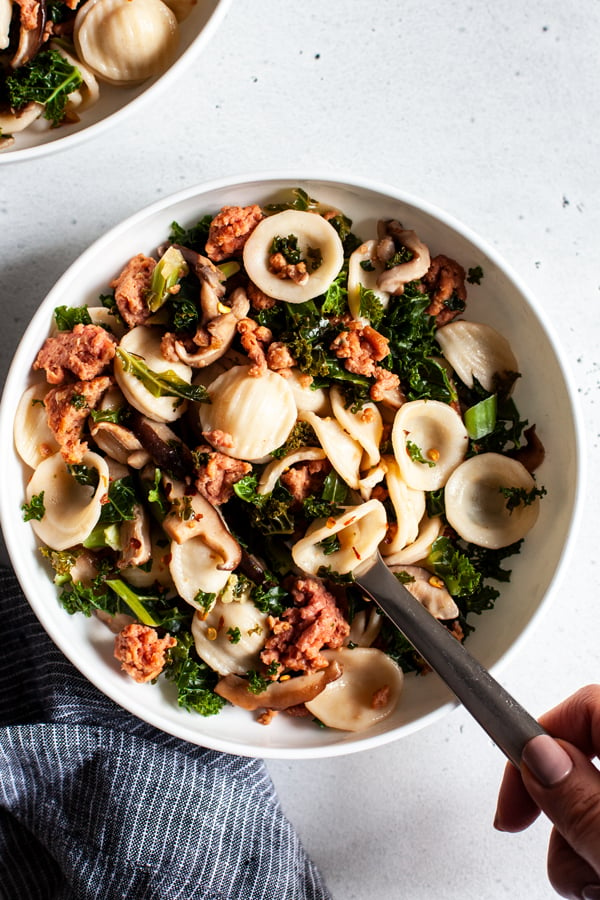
left=0, top=172, right=586, bottom=758
left=0, top=0, right=232, bottom=165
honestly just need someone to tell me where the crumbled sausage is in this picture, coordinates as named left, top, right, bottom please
left=202, top=429, right=234, bottom=449
left=370, top=367, right=403, bottom=404
left=110, top=253, right=156, bottom=328
left=194, top=444, right=251, bottom=505
left=268, top=252, right=309, bottom=285
left=329, top=321, right=390, bottom=377
left=247, top=281, right=276, bottom=310
left=237, top=317, right=272, bottom=376
left=261, top=576, right=350, bottom=673
left=205, top=205, right=264, bottom=262
left=280, top=459, right=331, bottom=503
left=34, top=323, right=116, bottom=385
left=45, top=376, right=113, bottom=464
left=114, top=623, right=176, bottom=683
left=266, top=341, right=296, bottom=373
left=422, top=254, right=467, bottom=326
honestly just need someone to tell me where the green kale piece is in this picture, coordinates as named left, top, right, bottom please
left=467, top=265, right=484, bottom=284
left=270, top=420, right=318, bottom=458
left=168, top=215, right=213, bottom=252
left=358, top=284, right=384, bottom=327
left=247, top=662, right=280, bottom=694
left=321, top=265, right=349, bottom=316
left=499, top=484, right=547, bottom=511
left=270, top=234, right=303, bottom=264
left=251, top=580, right=290, bottom=616
left=21, top=492, right=45, bottom=522
left=54, top=305, right=92, bottom=331
left=98, top=475, right=138, bottom=525
left=264, top=188, right=320, bottom=213
left=6, top=50, right=83, bottom=126
left=164, top=631, right=226, bottom=716
left=233, top=474, right=296, bottom=535
left=116, top=348, right=210, bottom=404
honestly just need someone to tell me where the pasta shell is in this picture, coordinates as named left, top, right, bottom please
left=304, top=647, right=404, bottom=732
left=191, top=600, right=269, bottom=676
left=380, top=455, right=425, bottom=555
left=299, top=409, right=363, bottom=489
left=392, top=399, right=468, bottom=491
left=330, top=385, right=383, bottom=469
left=243, top=210, right=344, bottom=303
left=291, top=499, right=387, bottom=575
left=383, top=515, right=443, bottom=566
left=14, top=383, right=59, bottom=469
left=169, top=536, right=232, bottom=607
left=347, top=239, right=390, bottom=319
left=444, top=453, right=541, bottom=549
left=26, top=451, right=109, bottom=551
left=388, top=565, right=459, bottom=620
left=285, top=369, right=331, bottom=415
left=258, top=447, right=327, bottom=496
left=74, top=0, right=179, bottom=86
left=114, top=325, right=192, bottom=422
left=199, top=365, right=296, bottom=462
left=346, top=606, right=383, bottom=648
left=435, top=320, right=519, bottom=392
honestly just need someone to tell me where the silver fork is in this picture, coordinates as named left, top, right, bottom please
left=355, top=552, right=545, bottom=768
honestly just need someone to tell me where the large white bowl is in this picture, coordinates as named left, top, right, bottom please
left=0, top=174, right=584, bottom=758
left=0, top=0, right=231, bottom=163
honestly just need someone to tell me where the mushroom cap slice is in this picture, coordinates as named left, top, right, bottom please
left=199, top=365, right=296, bottom=462
left=74, top=0, right=179, bottom=86
left=444, top=452, right=541, bottom=549
left=392, top=399, right=469, bottom=491
left=435, top=320, right=519, bottom=393
left=243, top=209, right=344, bottom=303
left=215, top=662, right=343, bottom=711
left=304, top=647, right=404, bottom=732
left=26, top=451, right=109, bottom=551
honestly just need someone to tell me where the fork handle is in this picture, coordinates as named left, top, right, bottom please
left=356, top=558, right=545, bottom=768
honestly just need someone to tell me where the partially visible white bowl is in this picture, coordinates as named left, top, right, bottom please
left=0, top=174, right=585, bottom=758
left=0, top=0, right=231, bottom=163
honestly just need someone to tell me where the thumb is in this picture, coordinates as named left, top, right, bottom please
left=521, top=733, right=600, bottom=877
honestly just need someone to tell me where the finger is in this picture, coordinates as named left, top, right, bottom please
left=537, top=685, right=600, bottom=758
left=494, top=759, right=541, bottom=832
left=520, top=734, right=600, bottom=879
left=546, top=827, right=600, bottom=900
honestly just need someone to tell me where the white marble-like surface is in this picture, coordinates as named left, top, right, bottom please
left=1, top=2, right=599, bottom=897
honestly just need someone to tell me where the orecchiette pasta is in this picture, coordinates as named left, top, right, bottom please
left=291, top=500, right=388, bottom=575
left=243, top=209, right=345, bottom=303
left=392, top=399, right=469, bottom=491
left=199, top=365, right=297, bottom=461
left=17, top=189, right=546, bottom=736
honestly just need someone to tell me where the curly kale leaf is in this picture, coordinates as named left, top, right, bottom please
left=6, top=50, right=83, bottom=127
left=168, top=216, right=213, bottom=252
left=164, top=631, right=226, bottom=716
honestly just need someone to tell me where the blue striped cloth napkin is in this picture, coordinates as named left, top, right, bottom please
left=0, top=567, right=331, bottom=900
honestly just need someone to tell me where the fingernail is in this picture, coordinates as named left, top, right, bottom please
left=582, top=886, right=600, bottom=900
left=521, top=734, right=573, bottom=787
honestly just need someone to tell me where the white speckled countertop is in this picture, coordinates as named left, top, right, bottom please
left=1, top=2, right=599, bottom=897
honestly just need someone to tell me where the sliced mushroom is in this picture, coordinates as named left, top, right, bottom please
left=0, top=0, right=12, bottom=50
left=118, top=502, right=152, bottom=569
left=376, top=223, right=431, bottom=294
left=128, top=412, right=195, bottom=481
left=11, top=0, right=47, bottom=67
left=215, top=661, right=343, bottom=711
left=91, top=421, right=149, bottom=467
left=172, top=286, right=250, bottom=367
left=388, top=565, right=459, bottom=620
left=162, top=475, right=242, bottom=570
left=0, top=101, right=44, bottom=135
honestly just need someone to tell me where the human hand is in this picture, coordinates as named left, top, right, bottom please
left=494, top=685, right=600, bottom=899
